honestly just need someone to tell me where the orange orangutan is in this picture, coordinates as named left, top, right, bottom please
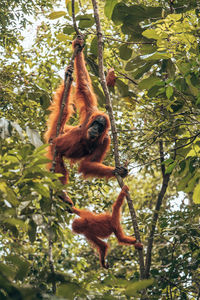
left=106, top=68, right=117, bottom=87
left=44, top=36, right=128, bottom=204
left=72, top=185, right=143, bottom=268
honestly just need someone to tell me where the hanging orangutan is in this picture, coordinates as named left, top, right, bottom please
left=72, top=185, right=143, bottom=268
left=44, top=36, right=128, bottom=203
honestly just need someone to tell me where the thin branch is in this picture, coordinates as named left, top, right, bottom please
left=107, top=62, right=138, bottom=86
left=104, top=35, right=156, bottom=45
left=147, top=123, right=200, bottom=141
left=116, top=70, right=138, bottom=86
left=169, top=0, right=175, bottom=13
left=51, top=45, right=82, bottom=173
left=145, top=140, right=170, bottom=278
left=48, top=39, right=82, bottom=294
left=72, top=0, right=80, bottom=36
left=173, top=132, right=200, bottom=151
left=129, top=157, right=161, bottom=170
left=82, top=28, right=155, bottom=45
left=48, top=237, right=56, bottom=294
left=159, top=140, right=166, bottom=177
left=91, top=0, right=145, bottom=280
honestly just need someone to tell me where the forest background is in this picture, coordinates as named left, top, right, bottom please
left=0, top=0, right=200, bottom=299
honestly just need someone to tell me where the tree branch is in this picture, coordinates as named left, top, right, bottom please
left=145, top=140, right=170, bottom=278
left=72, top=0, right=80, bottom=36
left=104, top=35, right=155, bottom=45
left=48, top=235, right=56, bottom=294
left=107, top=62, right=138, bottom=86
left=51, top=44, right=82, bottom=173
left=48, top=38, right=82, bottom=294
left=91, top=0, right=145, bottom=279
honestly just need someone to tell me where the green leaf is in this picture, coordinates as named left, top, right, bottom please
left=112, top=2, right=128, bottom=25
left=92, top=82, right=106, bottom=105
left=33, top=144, right=48, bottom=155
left=31, top=182, right=50, bottom=197
left=63, top=25, right=75, bottom=34
left=56, top=283, right=80, bottom=298
left=116, top=79, right=129, bottom=97
left=67, top=1, right=79, bottom=16
left=90, top=36, right=98, bottom=57
left=166, top=59, right=176, bottom=78
left=6, top=255, right=30, bottom=281
left=174, top=78, right=187, bottom=92
left=56, top=33, right=68, bottom=42
left=133, top=62, right=154, bottom=80
left=141, top=44, right=157, bottom=55
left=65, top=0, right=70, bottom=7
left=20, top=144, right=32, bottom=159
left=148, top=85, right=163, bottom=97
left=0, top=182, right=19, bottom=205
left=184, top=173, right=200, bottom=193
left=31, top=157, right=51, bottom=166
left=4, top=218, right=26, bottom=228
left=77, top=14, right=94, bottom=28
left=119, top=44, right=132, bottom=60
left=145, top=6, right=162, bottom=18
left=125, top=56, right=143, bottom=71
left=177, top=173, right=193, bottom=191
left=104, top=0, right=118, bottom=20
left=86, top=56, right=99, bottom=77
left=127, top=5, right=146, bottom=18
left=121, top=21, right=143, bottom=37
left=196, top=94, right=200, bottom=106
left=186, top=147, right=200, bottom=158
left=40, top=92, right=50, bottom=109
left=3, top=155, right=18, bottom=163
left=165, top=162, right=176, bottom=174
left=139, top=76, right=163, bottom=90
left=164, top=158, right=174, bottom=165
left=0, top=262, right=15, bottom=279
left=28, top=219, right=37, bottom=243
left=166, top=86, right=173, bottom=99
left=143, top=52, right=170, bottom=60
left=48, top=11, right=66, bottom=20
left=142, top=29, right=160, bottom=40
left=126, top=279, right=154, bottom=297
left=193, top=183, right=200, bottom=204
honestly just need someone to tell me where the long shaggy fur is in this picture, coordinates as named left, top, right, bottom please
left=44, top=37, right=116, bottom=186
left=72, top=186, right=143, bottom=268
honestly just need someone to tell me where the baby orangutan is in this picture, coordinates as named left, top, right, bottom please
left=72, top=185, right=143, bottom=268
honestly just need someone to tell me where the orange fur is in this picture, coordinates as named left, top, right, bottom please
left=45, top=82, right=74, bottom=142
left=44, top=37, right=121, bottom=186
left=72, top=186, right=143, bottom=268
left=106, top=68, right=117, bottom=87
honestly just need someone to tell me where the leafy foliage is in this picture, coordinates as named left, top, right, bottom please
left=0, top=0, right=199, bottom=298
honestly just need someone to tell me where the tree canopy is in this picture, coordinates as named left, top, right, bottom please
left=0, top=0, right=199, bottom=299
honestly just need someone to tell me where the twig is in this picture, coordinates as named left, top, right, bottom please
left=104, top=35, right=155, bottom=45
left=116, top=70, right=138, bottom=86
left=82, top=28, right=155, bottom=45
left=173, top=132, right=200, bottom=151
left=48, top=237, right=56, bottom=294
left=91, top=0, right=145, bottom=280
left=72, top=0, right=80, bottom=36
left=107, top=62, right=138, bottom=86
left=145, top=140, right=170, bottom=278
left=129, top=157, right=161, bottom=169
left=169, top=0, right=175, bottom=13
